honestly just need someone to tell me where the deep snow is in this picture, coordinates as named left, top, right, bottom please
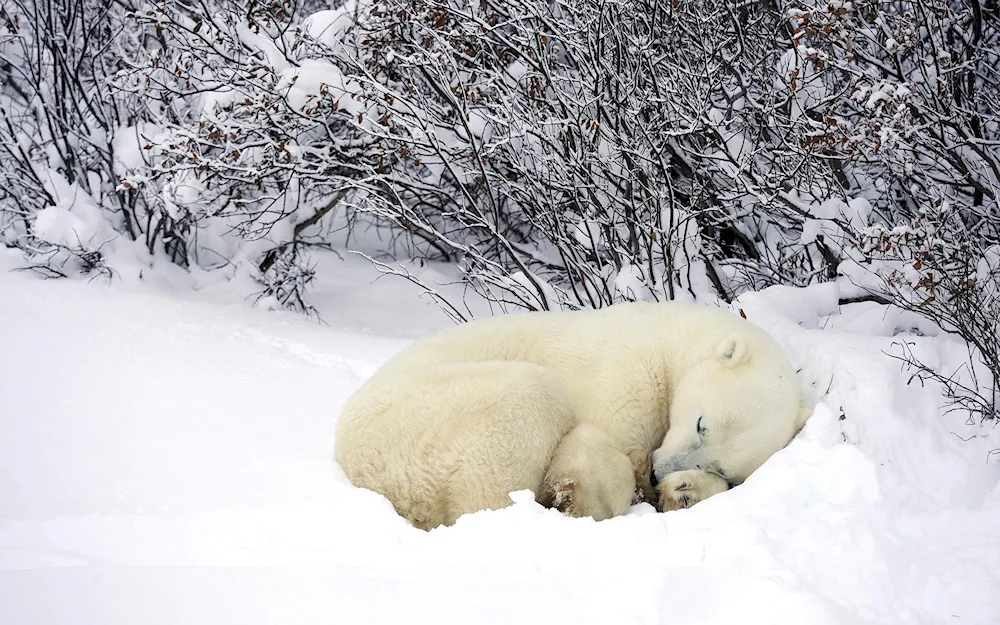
left=1, top=250, right=999, bottom=625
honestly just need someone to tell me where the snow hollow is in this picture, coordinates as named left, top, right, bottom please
left=1, top=251, right=999, bottom=625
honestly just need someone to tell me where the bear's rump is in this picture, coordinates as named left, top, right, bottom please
left=336, top=361, right=575, bottom=529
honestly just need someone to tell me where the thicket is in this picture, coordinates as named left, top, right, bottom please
left=2, top=0, right=997, bottom=417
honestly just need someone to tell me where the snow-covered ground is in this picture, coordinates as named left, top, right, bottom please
left=2, top=249, right=999, bottom=625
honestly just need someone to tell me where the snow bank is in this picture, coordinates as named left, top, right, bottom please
left=1, top=256, right=998, bottom=624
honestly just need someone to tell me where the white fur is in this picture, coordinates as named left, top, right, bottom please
left=335, top=302, right=808, bottom=529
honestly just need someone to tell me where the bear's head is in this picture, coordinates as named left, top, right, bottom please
left=651, top=332, right=810, bottom=489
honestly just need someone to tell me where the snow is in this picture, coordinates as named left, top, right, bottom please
left=2, top=250, right=1000, bottom=624
left=277, top=59, right=367, bottom=117
left=571, top=218, right=603, bottom=250
left=32, top=205, right=103, bottom=250
left=614, top=262, right=648, bottom=301
left=30, top=186, right=118, bottom=254
left=508, top=269, right=560, bottom=310
left=302, top=0, right=369, bottom=52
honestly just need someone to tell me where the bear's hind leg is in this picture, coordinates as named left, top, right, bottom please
left=538, top=424, right=635, bottom=522
left=337, top=360, right=573, bottom=531
left=436, top=362, right=575, bottom=528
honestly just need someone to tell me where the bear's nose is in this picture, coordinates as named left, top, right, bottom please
left=650, top=469, right=659, bottom=488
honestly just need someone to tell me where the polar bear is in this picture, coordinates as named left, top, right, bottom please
left=334, top=301, right=809, bottom=530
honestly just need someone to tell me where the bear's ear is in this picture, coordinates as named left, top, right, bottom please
left=716, top=334, right=750, bottom=367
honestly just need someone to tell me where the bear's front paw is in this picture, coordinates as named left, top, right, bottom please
left=656, top=470, right=729, bottom=512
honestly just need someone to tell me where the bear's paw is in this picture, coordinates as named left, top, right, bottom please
left=657, top=469, right=730, bottom=512
left=536, top=476, right=578, bottom=515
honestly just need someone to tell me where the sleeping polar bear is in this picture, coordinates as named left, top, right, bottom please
left=335, top=301, right=810, bottom=530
